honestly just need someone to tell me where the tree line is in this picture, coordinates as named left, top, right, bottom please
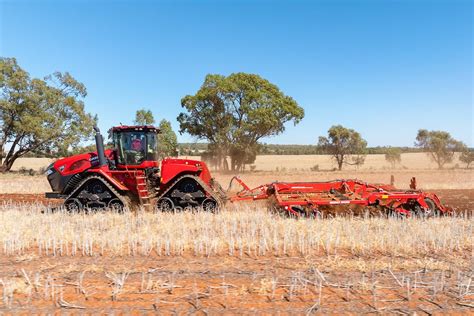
left=177, top=143, right=438, bottom=156
left=1, top=57, right=472, bottom=172
left=314, top=125, right=472, bottom=170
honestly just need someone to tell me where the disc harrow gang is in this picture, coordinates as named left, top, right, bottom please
left=228, top=177, right=451, bottom=217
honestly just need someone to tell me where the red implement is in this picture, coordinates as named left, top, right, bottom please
left=229, top=177, right=449, bottom=217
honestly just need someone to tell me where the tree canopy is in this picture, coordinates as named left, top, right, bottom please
left=134, top=109, right=155, bottom=125
left=415, top=129, right=465, bottom=169
left=0, top=57, right=95, bottom=172
left=459, top=150, right=474, bottom=169
left=178, top=73, right=304, bottom=171
left=384, top=147, right=402, bottom=168
left=158, top=119, right=178, bottom=158
left=317, top=125, right=367, bottom=170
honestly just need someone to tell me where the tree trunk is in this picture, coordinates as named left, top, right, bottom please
left=224, top=159, right=228, bottom=172
left=218, top=151, right=230, bottom=172
left=0, top=147, right=23, bottom=173
left=437, top=159, right=444, bottom=170
left=0, top=157, right=15, bottom=173
left=336, top=155, right=344, bottom=171
left=230, top=156, right=237, bottom=172
left=0, top=153, right=9, bottom=173
left=216, top=153, right=222, bottom=171
left=434, top=153, right=445, bottom=169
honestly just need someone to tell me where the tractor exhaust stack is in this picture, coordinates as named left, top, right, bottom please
left=94, top=126, right=108, bottom=167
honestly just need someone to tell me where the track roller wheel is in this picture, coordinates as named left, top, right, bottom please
left=156, top=197, right=175, bottom=212
left=65, top=198, right=82, bottom=212
left=201, top=198, right=219, bottom=213
left=183, top=206, right=194, bottom=212
left=108, top=198, right=125, bottom=212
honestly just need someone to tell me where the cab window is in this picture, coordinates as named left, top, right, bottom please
left=115, top=132, right=146, bottom=165
left=113, top=130, right=159, bottom=165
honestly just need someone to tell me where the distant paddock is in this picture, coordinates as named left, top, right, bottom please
left=9, top=152, right=467, bottom=173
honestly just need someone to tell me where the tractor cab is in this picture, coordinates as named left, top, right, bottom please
left=110, top=126, right=160, bottom=168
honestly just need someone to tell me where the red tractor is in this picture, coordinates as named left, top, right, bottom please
left=45, top=125, right=225, bottom=211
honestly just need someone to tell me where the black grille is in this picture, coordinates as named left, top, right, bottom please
left=63, top=174, right=84, bottom=194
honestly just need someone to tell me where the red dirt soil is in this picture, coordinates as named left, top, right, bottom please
left=0, top=255, right=472, bottom=314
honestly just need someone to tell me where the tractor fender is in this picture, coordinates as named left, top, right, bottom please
left=160, top=158, right=212, bottom=186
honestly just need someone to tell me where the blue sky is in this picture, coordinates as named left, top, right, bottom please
left=1, top=0, right=472, bottom=146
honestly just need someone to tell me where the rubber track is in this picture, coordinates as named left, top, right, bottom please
left=154, top=175, right=227, bottom=208
left=64, top=175, right=131, bottom=210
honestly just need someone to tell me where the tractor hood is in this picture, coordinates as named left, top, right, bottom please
left=45, top=150, right=113, bottom=193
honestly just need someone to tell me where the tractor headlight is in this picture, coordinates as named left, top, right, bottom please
left=45, top=163, right=55, bottom=176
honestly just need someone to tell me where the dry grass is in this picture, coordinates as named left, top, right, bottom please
left=10, top=152, right=469, bottom=173
left=0, top=204, right=471, bottom=265
left=0, top=175, right=50, bottom=194
left=9, top=158, right=53, bottom=172
left=183, top=152, right=468, bottom=171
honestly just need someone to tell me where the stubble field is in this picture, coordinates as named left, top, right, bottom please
left=0, top=155, right=472, bottom=313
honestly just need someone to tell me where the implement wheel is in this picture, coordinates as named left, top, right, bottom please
left=410, top=198, right=439, bottom=218
left=423, top=198, right=439, bottom=217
